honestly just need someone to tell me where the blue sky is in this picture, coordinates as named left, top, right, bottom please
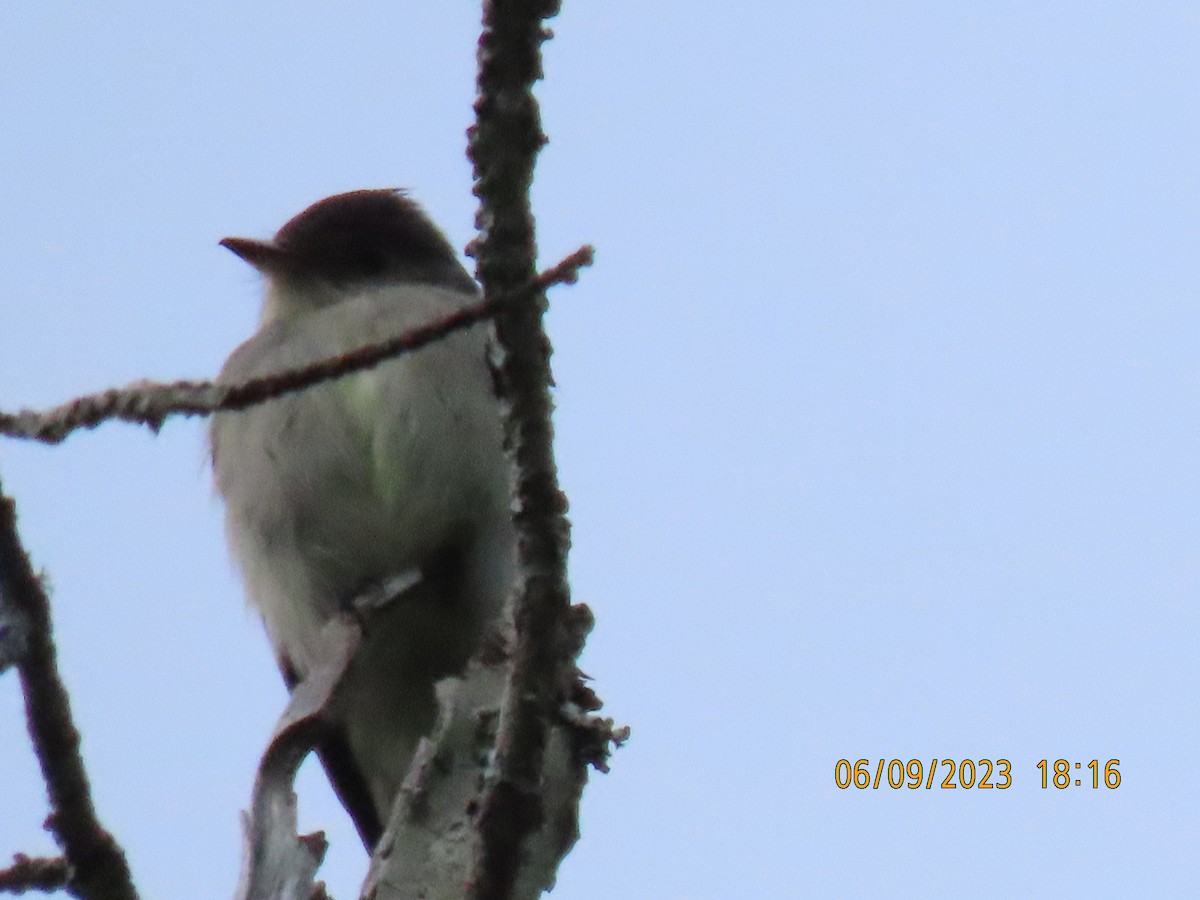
left=2, top=3, right=1198, bottom=897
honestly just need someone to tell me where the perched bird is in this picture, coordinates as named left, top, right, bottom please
left=210, top=189, right=515, bottom=849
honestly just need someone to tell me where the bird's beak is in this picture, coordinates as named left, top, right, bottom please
left=219, top=236, right=288, bottom=274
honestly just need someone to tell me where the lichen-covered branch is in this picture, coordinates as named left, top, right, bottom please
left=464, top=1, right=605, bottom=897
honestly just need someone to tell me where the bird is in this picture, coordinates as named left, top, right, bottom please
left=209, top=189, right=515, bottom=850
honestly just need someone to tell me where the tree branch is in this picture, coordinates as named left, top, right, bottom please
left=0, top=248, right=592, bottom=446
left=464, top=2, right=614, bottom=898
left=0, top=486, right=139, bottom=900
left=0, top=854, right=70, bottom=894
left=233, top=614, right=362, bottom=900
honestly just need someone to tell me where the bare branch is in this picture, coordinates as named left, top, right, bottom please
left=0, top=248, right=592, bottom=447
left=0, top=486, right=139, bottom=900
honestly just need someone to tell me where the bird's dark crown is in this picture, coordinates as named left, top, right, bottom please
left=224, top=189, right=476, bottom=294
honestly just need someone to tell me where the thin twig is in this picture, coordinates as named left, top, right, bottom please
left=0, top=487, right=139, bottom=900
left=0, top=854, right=70, bottom=893
left=0, top=247, right=592, bottom=446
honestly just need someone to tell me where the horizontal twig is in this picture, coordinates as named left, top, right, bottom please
left=0, top=854, right=70, bottom=893
left=0, top=246, right=592, bottom=446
